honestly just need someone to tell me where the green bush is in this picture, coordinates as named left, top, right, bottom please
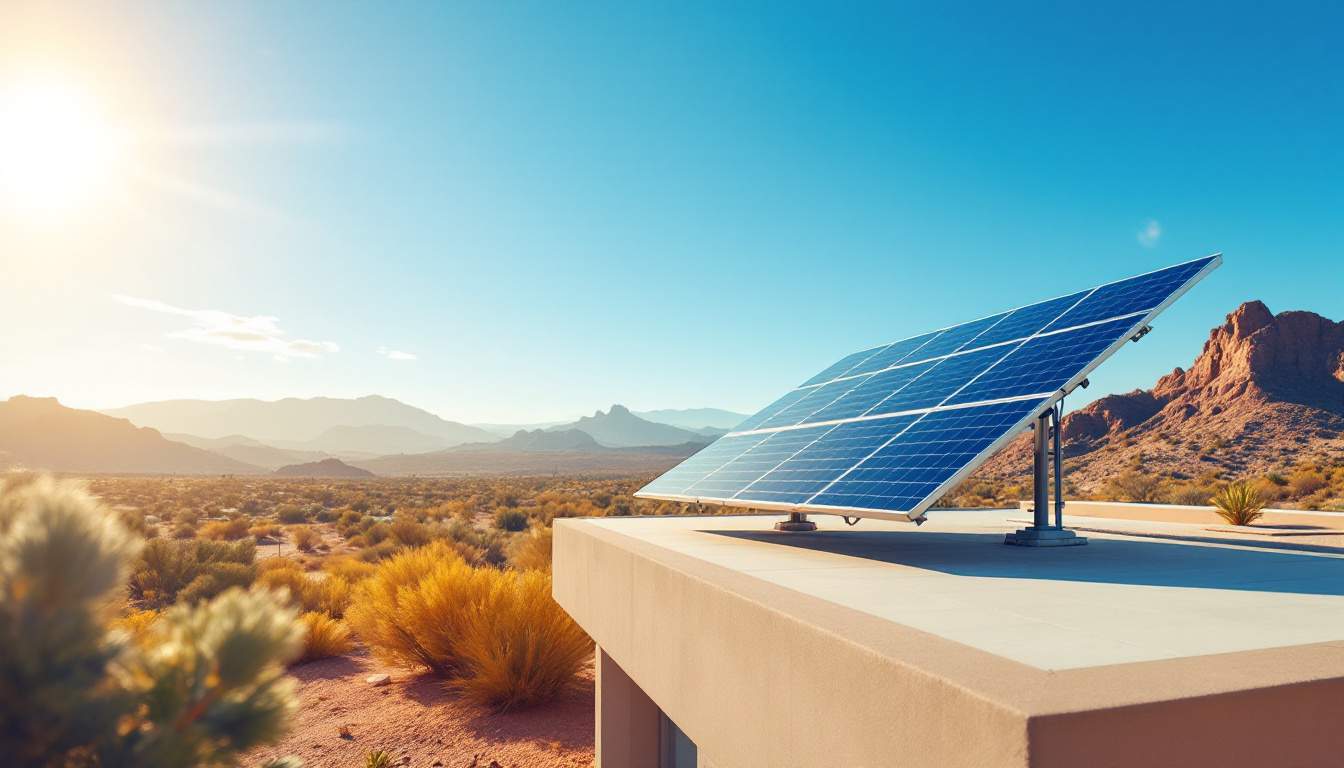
left=493, top=507, right=529, bottom=532
left=0, top=476, right=301, bottom=766
left=276, top=505, right=307, bottom=524
left=128, top=538, right=255, bottom=608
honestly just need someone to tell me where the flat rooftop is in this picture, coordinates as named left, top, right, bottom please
left=555, top=507, right=1344, bottom=767
left=579, top=510, right=1344, bottom=670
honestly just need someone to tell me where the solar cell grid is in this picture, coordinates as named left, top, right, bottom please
left=639, top=255, right=1221, bottom=520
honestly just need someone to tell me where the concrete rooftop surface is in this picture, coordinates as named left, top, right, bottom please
left=554, top=508, right=1344, bottom=767
left=582, top=510, right=1344, bottom=670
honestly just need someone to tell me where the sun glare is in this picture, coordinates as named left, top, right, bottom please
left=0, top=76, right=126, bottom=217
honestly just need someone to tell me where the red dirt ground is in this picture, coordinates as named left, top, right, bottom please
left=246, top=649, right=595, bottom=768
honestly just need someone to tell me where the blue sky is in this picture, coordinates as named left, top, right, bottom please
left=2, top=2, right=1341, bottom=423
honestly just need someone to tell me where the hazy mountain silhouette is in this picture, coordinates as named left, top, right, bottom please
left=632, top=407, right=748, bottom=431
left=547, top=405, right=707, bottom=447
left=166, top=433, right=330, bottom=470
left=103, top=395, right=497, bottom=447
left=0, top=396, right=260, bottom=475
left=273, top=457, right=376, bottom=478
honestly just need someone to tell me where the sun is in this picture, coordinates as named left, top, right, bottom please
left=0, top=75, right=126, bottom=216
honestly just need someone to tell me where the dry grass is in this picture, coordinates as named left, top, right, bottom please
left=257, top=558, right=354, bottom=617
left=297, top=612, right=353, bottom=663
left=322, top=555, right=377, bottom=583
left=199, top=517, right=251, bottom=541
left=1211, top=482, right=1266, bottom=526
left=346, top=541, right=592, bottom=709
left=289, top=525, right=321, bottom=552
left=112, top=608, right=160, bottom=647
left=507, top=525, right=553, bottom=572
left=453, top=569, right=592, bottom=710
left=345, top=542, right=487, bottom=675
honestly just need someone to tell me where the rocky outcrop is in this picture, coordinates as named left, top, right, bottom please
left=980, top=302, right=1344, bottom=487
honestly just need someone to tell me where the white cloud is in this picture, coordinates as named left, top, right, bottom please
left=114, top=294, right=339, bottom=360
left=377, top=346, right=417, bottom=361
left=1137, top=219, right=1162, bottom=248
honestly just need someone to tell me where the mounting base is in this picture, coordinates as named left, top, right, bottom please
left=1004, top=524, right=1087, bottom=547
left=774, top=512, right=818, bottom=532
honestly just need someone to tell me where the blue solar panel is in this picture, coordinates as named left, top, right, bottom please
left=637, top=255, right=1220, bottom=520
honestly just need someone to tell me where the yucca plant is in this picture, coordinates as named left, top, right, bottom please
left=365, top=749, right=394, bottom=768
left=1211, top=482, right=1266, bottom=526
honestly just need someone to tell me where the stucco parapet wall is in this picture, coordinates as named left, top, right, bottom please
left=553, top=513, right=1344, bottom=768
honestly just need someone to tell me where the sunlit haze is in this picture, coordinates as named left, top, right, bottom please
left=3, top=3, right=1342, bottom=424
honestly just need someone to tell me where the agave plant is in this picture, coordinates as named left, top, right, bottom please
left=1210, top=482, right=1266, bottom=526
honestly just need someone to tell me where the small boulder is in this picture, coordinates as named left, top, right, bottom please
left=366, top=673, right=391, bottom=687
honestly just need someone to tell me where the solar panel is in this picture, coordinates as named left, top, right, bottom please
left=636, top=254, right=1222, bottom=522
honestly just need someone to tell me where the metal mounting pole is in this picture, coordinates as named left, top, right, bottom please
left=1053, top=400, right=1064, bottom=528
left=1005, top=406, right=1087, bottom=547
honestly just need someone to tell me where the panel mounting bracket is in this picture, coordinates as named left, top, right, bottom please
left=1004, top=403, right=1087, bottom=547
left=774, top=511, right=818, bottom=532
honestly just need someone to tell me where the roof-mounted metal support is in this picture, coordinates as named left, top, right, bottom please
left=774, top=511, right=818, bottom=532
left=1004, top=404, right=1087, bottom=547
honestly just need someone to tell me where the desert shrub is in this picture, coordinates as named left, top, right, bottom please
left=493, top=507, right=529, bottom=532
left=453, top=568, right=592, bottom=709
left=390, top=513, right=432, bottom=547
left=323, top=555, right=377, bottom=583
left=297, top=612, right=353, bottom=662
left=258, top=559, right=352, bottom=617
left=129, top=538, right=256, bottom=608
left=346, top=542, right=484, bottom=674
left=113, top=608, right=161, bottom=647
left=357, top=539, right=401, bottom=562
left=308, top=576, right=354, bottom=618
left=290, top=525, right=321, bottom=552
left=276, top=504, right=307, bottom=524
left=347, top=541, right=591, bottom=709
left=0, top=476, right=301, bottom=766
left=1166, top=483, right=1214, bottom=506
left=250, top=522, right=283, bottom=541
left=1211, top=482, right=1266, bottom=526
left=1251, top=475, right=1286, bottom=502
left=1288, top=469, right=1327, bottom=498
left=199, top=517, right=251, bottom=541
left=177, top=561, right=257, bottom=604
left=508, top=525, right=553, bottom=572
left=1101, top=471, right=1165, bottom=502
left=366, top=750, right=394, bottom=768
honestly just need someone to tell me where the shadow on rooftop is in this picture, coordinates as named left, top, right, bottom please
left=707, top=529, right=1344, bottom=597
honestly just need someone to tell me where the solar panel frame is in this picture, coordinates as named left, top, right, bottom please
left=636, top=254, right=1222, bottom=523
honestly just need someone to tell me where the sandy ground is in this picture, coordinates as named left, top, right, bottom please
left=246, top=649, right=595, bottom=768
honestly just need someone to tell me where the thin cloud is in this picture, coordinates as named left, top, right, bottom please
left=378, top=346, right=418, bottom=361
left=114, top=295, right=338, bottom=360
left=1137, top=219, right=1162, bottom=248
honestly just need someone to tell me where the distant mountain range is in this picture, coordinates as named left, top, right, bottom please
left=165, top=433, right=328, bottom=470
left=632, top=407, right=747, bottom=431
left=103, top=395, right=496, bottom=447
left=0, top=394, right=724, bottom=477
left=545, top=405, right=714, bottom=447
left=0, top=396, right=258, bottom=475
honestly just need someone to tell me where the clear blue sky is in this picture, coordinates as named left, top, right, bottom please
left=2, top=2, right=1341, bottom=423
